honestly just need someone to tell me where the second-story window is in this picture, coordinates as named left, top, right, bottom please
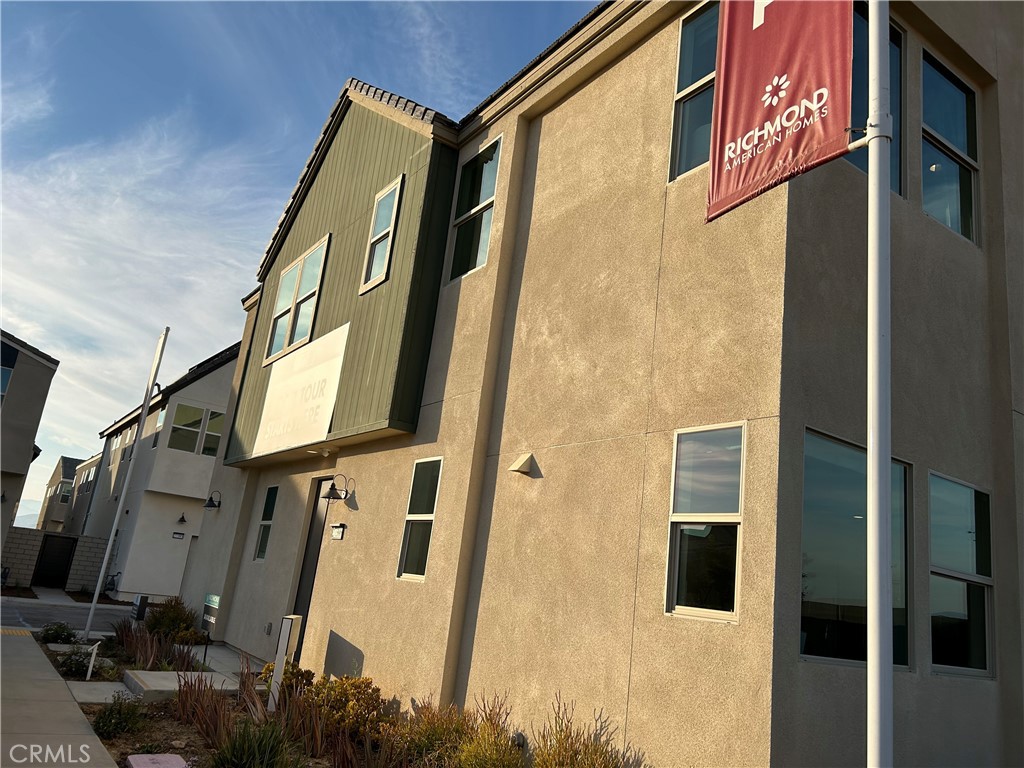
left=921, top=52, right=977, bottom=241
left=360, top=176, right=403, bottom=294
left=266, top=234, right=329, bottom=361
left=167, top=404, right=222, bottom=456
left=450, top=140, right=500, bottom=280
left=847, top=5, right=903, bottom=192
left=152, top=408, right=165, bottom=448
left=670, top=3, right=718, bottom=180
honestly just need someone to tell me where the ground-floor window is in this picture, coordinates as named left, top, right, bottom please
left=929, top=474, right=990, bottom=672
left=667, top=423, right=744, bottom=618
left=800, top=431, right=908, bottom=664
left=397, top=459, right=441, bottom=578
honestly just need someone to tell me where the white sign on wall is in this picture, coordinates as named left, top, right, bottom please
left=252, top=324, right=349, bottom=457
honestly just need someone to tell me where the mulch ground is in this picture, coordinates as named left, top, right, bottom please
left=81, top=701, right=214, bottom=767
left=65, top=590, right=134, bottom=605
left=1, top=586, right=38, bottom=598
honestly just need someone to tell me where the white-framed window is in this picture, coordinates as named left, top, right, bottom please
left=266, top=234, right=329, bottom=362
left=449, top=140, right=500, bottom=280
left=847, top=4, right=903, bottom=193
left=929, top=473, right=991, bottom=673
left=360, top=176, right=403, bottom=294
left=152, top=408, right=165, bottom=448
left=800, top=431, right=909, bottom=664
left=108, top=432, right=121, bottom=466
left=397, top=458, right=442, bottom=578
left=254, top=486, right=278, bottom=561
left=921, top=51, right=977, bottom=240
left=666, top=423, right=744, bottom=618
left=669, top=2, right=718, bottom=180
left=168, top=405, right=204, bottom=453
left=167, top=404, right=222, bottom=456
left=59, top=483, right=72, bottom=504
left=202, top=411, right=224, bottom=457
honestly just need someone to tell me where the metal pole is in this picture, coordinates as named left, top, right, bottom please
left=866, top=1, right=892, bottom=766
left=83, top=327, right=169, bottom=641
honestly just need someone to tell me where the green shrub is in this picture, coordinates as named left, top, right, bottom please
left=40, top=622, right=77, bottom=644
left=211, top=720, right=302, bottom=768
left=532, top=695, right=651, bottom=768
left=92, top=692, right=143, bottom=740
left=144, top=596, right=197, bottom=637
left=57, top=648, right=92, bottom=678
left=305, top=675, right=398, bottom=742
left=174, top=626, right=209, bottom=646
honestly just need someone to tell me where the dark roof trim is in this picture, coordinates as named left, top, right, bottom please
left=459, top=2, right=608, bottom=123
left=100, top=342, right=241, bottom=437
left=1, top=328, right=59, bottom=367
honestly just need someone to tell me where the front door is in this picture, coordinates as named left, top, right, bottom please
left=292, top=479, right=331, bottom=659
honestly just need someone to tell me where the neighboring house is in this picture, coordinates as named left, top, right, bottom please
left=183, top=3, right=1023, bottom=767
left=35, top=456, right=85, bottom=533
left=1, top=329, right=59, bottom=547
left=62, top=453, right=101, bottom=536
left=85, top=343, right=240, bottom=601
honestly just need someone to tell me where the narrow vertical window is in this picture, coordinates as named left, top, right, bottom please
left=921, top=52, right=977, bottom=240
left=266, top=235, right=329, bottom=360
left=667, top=424, right=743, bottom=616
left=450, top=141, right=500, bottom=280
left=254, top=486, right=278, bottom=561
left=669, top=3, right=718, bottom=180
left=846, top=5, right=902, bottom=192
left=152, top=408, right=165, bottom=448
left=800, top=432, right=909, bottom=664
left=202, top=411, right=224, bottom=457
left=929, top=475, right=990, bottom=671
left=398, top=459, right=442, bottom=578
left=0, top=340, right=17, bottom=404
left=360, top=176, right=403, bottom=293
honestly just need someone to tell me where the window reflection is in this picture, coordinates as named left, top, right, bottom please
left=673, top=427, right=742, bottom=515
left=800, top=432, right=908, bottom=664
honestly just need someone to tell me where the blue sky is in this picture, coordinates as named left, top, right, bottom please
left=2, top=1, right=592, bottom=527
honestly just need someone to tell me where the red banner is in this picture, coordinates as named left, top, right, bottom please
left=707, top=0, right=852, bottom=221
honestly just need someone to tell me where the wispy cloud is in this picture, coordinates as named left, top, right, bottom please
left=1, top=22, right=57, bottom=131
left=2, top=109, right=284, bottom=509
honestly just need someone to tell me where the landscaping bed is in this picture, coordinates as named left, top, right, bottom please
left=66, top=590, right=134, bottom=605
left=1, top=585, right=37, bottom=598
left=35, top=599, right=653, bottom=767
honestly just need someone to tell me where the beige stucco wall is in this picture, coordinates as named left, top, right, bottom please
left=452, top=13, right=787, bottom=765
left=770, top=3, right=1023, bottom=765
left=199, top=2, right=1021, bottom=766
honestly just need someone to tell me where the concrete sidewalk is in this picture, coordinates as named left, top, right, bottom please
left=0, top=630, right=117, bottom=767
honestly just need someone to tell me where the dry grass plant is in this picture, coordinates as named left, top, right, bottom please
left=532, top=694, right=651, bottom=768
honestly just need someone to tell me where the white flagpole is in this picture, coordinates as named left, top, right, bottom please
left=866, top=0, right=893, bottom=765
left=83, top=327, right=169, bottom=641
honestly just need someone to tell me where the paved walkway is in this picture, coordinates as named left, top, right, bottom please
left=31, top=587, right=81, bottom=605
left=0, top=632, right=117, bottom=767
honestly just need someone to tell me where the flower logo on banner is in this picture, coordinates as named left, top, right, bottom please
left=761, top=74, right=791, bottom=108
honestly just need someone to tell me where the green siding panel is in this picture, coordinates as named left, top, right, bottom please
left=227, top=103, right=456, bottom=463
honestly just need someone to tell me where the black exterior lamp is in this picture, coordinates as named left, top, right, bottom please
left=203, top=490, right=222, bottom=510
left=322, top=473, right=355, bottom=503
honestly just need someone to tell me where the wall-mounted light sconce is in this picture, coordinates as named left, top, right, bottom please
left=307, top=447, right=337, bottom=458
left=330, top=522, right=347, bottom=541
left=177, top=513, right=187, bottom=525
left=203, top=491, right=222, bottom=510
left=322, top=474, right=355, bottom=503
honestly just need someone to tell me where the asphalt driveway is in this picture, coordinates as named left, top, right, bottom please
left=1, top=596, right=131, bottom=633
